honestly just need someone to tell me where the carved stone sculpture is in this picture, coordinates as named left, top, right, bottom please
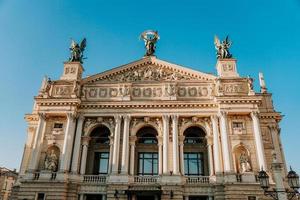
left=214, top=35, right=233, bottom=59
left=44, top=150, right=58, bottom=172
left=140, top=30, right=160, bottom=56
left=239, top=151, right=251, bottom=173
left=69, top=38, right=86, bottom=63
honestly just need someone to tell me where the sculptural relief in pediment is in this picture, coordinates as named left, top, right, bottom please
left=93, top=64, right=202, bottom=83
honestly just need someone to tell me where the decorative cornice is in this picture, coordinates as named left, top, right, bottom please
left=80, top=103, right=217, bottom=109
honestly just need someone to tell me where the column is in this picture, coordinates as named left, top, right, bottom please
left=211, top=115, right=221, bottom=173
left=28, top=113, right=46, bottom=170
left=157, top=136, right=163, bottom=175
left=218, top=111, right=232, bottom=172
left=71, top=115, right=85, bottom=173
left=162, top=115, right=169, bottom=174
left=251, top=112, right=266, bottom=170
left=80, top=136, right=90, bottom=174
left=108, top=136, right=114, bottom=174
left=272, top=154, right=288, bottom=200
left=129, top=136, right=137, bottom=175
left=179, top=136, right=185, bottom=175
left=171, top=115, right=179, bottom=175
left=121, top=115, right=131, bottom=174
left=269, top=125, right=282, bottom=163
left=206, top=136, right=214, bottom=176
left=60, top=112, right=77, bottom=172
left=112, top=115, right=122, bottom=174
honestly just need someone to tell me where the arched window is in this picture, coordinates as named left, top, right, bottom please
left=86, top=125, right=111, bottom=175
left=183, top=126, right=207, bottom=176
left=136, top=126, right=158, bottom=175
left=90, top=126, right=110, bottom=144
left=184, top=126, right=206, bottom=144
left=137, top=127, right=158, bottom=144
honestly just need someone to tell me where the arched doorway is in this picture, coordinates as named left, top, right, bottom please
left=85, top=125, right=111, bottom=175
left=135, top=126, right=159, bottom=176
left=183, top=126, right=208, bottom=176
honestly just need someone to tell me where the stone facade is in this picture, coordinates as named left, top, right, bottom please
left=13, top=54, right=286, bottom=200
left=0, top=167, right=18, bottom=200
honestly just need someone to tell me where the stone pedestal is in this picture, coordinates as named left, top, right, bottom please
left=241, top=172, right=256, bottom=183
left=216, top=58, right=239, bottom=78
left=223, top=172, right=236, bottom=183
left=60, top=62, right=84, bottom=80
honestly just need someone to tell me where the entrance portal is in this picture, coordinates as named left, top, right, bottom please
left=136, top=195, right=156, bottom=200
left=85, top=194, right=103, bottom=200
left=189, top=196, right=209, bottom=200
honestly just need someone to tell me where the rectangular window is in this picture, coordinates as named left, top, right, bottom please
left=36, top=193, right=45, bottom=200
left=138, top=153, right=158, bottom=175
left=232, top=122, right=243, bottom=128
left=184, top=153, right=204, bottom=176
left=248, top=196, right=256, bottom=200
left=53, top=123, right=63, bottom=129
left=94, top=152, right=109, bottom=174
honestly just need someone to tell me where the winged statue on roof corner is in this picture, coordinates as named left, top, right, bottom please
left=214, top=35, right=232, bottom=59
left=69, top=38, right=87, bottom=63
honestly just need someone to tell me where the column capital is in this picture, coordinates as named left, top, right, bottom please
left=171, top=115, right=179, bottom=121
left=123, top=115, right=131, bottom=122
left=217, top=110, right=228, bottom=117
left=78, top=114, right=85, bottom=121
left=67, top=112, right=78, bottom=121
left=178, top=135, right=185, bottom=144
left=157, top=136, right=163, bottom=145
left=162, top=115, right=170, bottom=121
left=114, top=115, right=122, bottom=123
left=129, top=135, right=137, bottom=144
left=210, top=115, right=218, bottom=121
left=37, top=112, right=46, bottom=120
left=81, top=136, right=91, bottom=146
left=206, top=135, right=213, bottom=145
left=250, top=111, right=260, bottom=118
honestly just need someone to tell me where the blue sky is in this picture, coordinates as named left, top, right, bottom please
left=0, top=0, right=299, bottom=173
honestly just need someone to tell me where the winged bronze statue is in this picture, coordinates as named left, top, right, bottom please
left=69, top=38, right=87, bottom=63
left=140, top=30, right=160, bottom=56
left=214, top=35, right=232, bottom=59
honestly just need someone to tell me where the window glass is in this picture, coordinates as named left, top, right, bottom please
left=138, top=153, right=158, bottom=175
left=54, top=123, right=63, bottom=129
left=94, top=152, right=109, bottom=174
left=184, top=153, right=204, bottom=176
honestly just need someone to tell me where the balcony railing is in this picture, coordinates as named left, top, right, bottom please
left=83, top=175, right=107, bottom=184
left=134, top=176, right=160, bottom=184
left=186, top=176, right=210, bottom=184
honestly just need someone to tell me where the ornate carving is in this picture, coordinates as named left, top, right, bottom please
left=83, top=117, right=115, bottom=135
left=98, top=65, right=199, bottom=82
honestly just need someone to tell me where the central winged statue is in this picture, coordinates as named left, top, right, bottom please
left=69, top=38, right=87, bottom=63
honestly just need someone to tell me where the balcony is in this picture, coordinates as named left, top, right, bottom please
left=83, top=175, right=107, bottom=184
left=185, top=176, right=210, bottom=184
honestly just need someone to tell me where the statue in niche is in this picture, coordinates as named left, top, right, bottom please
left=239, top=151, right=252, bottom=173
left=44, top=149, right=58, bottom=172
left=140, top=30, right=160, bottom=56
left=214, top=35, right=233, bottom=59
left=69, top=38, right=86, bottom=63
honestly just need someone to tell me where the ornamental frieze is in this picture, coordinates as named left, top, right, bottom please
left=83, top=83, right=214, bottom=101
left=96, top=64, right=200, bottom=82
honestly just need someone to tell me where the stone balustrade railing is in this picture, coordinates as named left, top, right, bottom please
left=133, top=176, right=160, bottom=184
left=83, top=175, right=107, bottom=184
left=186, top=176, right=210, bottom=184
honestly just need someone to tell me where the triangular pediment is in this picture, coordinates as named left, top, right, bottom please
left=83, top=56, right=216, bottom=84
